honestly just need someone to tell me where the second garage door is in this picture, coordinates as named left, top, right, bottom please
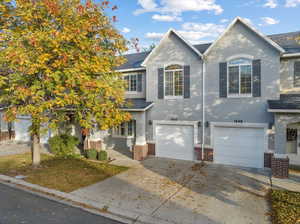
left=213, top=124, right=266, bottom=168
left=155, top=123, right=194, bottom=161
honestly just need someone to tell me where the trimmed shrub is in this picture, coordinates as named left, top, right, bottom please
left=49, top=134, right=79, bottom=158
left=86, top=149, right=98, bottom=160
left=98, top=150, right=108, bottom=161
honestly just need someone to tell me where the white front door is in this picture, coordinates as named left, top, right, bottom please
left=155, top=124, right=194, bottom=161
left=213, top=125, right=266, bottom=168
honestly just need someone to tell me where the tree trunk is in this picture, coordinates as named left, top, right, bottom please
left=31, top=133, right=41, bottom=167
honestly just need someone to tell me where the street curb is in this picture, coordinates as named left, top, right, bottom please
left=0, top=175, right=173, bottom=224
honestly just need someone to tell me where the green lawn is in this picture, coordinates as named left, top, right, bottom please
left=0, top=153, right=128, bottom=192
left=269, top=189, right=300, bottom=224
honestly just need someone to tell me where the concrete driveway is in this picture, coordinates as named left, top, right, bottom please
left=72, top=157, right=271, bottom=224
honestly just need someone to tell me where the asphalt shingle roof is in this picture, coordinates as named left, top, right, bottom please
left=117, top=51, right=150, bottom=70
left=268, top=31, right=300, bottom=54
left=268, top=94, right=300, bottom=110
left=117, top=31, right=300, bottom=71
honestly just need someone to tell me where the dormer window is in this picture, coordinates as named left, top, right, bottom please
left=164, top=64, right=184, bottom=98
left=228, top=58, right=252, bottom=97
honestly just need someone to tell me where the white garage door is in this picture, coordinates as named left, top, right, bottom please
left=213, top=125, right=265, bottom=168
left=155, top=124, right=194, bottom=161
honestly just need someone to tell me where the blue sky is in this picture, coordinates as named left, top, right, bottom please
left=105, top=0, right=300, bottom=51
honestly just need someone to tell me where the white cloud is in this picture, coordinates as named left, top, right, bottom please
left=220, top=18, right=229, bottom=23
left=263, top=0, right=278, bottom=8
left=122, top=27, right=131, bottom=33
left=135, top=0, right=223, bottom=15
left=180, top=22, right=225, bottom=43
left=145, top=32, right=164, bottom=39
left=285, top=0, right=300, bottom=7
left=152, top=14, right=182, bottom=22
left=182, top=22, right=225, bottom=33
left=145, top=21, right=228, bottom=44
left=137, top=0, right=157, bottom=10
left=260, top=17, right=279, bottom=25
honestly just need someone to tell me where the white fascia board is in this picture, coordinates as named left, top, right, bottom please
left=203, top=17, right=285, bottom=57
left=141, top=29, right=202, bottom=67
left=281, top=53, right=300, bottom=58
left=116, top=67, right=146, bottom=73
left=211, top=121, right=268, bottom=129
left=268, top=109, right=300, bottom=113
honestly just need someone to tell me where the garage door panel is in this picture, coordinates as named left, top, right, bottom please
left=216, top=155, right=261, bottom=168
left=213, top=125, right=265, bottom=168
left=156, top=124, right=194, bottom=161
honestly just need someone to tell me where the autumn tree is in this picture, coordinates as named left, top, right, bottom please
left=0, top=0, right=130, bottom=166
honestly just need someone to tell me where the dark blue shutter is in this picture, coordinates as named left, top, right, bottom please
left=184, top=65, right=190, bottom=98
left=219, top=62, right=227, bottom=98
left=252, top=59, right=261, bottom=97
left=158, top=68, right=164, bottom=99
left=137, top=74, right=142, bottom=92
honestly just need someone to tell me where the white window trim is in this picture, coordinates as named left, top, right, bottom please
left=227, top=59, right=253, bottom=98
left=112, top=121, right=135, bottom=138
left=123, top=73, right=140, bottom=93
left=163, top=64, right=184, bottom=99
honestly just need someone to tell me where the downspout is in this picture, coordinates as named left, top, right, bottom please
left=201, top=57, right=206, bottom=161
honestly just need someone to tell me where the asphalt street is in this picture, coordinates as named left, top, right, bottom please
left=0, top=183, right=124, bottom=224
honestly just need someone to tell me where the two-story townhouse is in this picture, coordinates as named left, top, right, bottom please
left=1, top=17, right=300, bottom=168
left=96, top=17, right=300, bottom=168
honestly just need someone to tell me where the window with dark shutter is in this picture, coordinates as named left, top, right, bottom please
left=163, top=65, right=184, bottom=99
left=294, top=61, right=300, bottom=87
left=158, top=68, right=164, bottom=99
left=137, top=74, right=143, bottom=92
left=252, top=59, right=261, bottom=97
left=184, top=65, right=190, bottom=98
left=219, top=62, right=227, bottom=98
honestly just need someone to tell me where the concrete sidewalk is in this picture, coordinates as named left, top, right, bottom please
left=271, top=169, right=300, bottom=192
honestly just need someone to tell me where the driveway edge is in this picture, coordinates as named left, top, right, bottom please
left=0, top=175, right=172, bottom=224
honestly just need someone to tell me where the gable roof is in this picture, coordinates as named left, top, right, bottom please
left=203, top=17, right=285, bottom=56
left=141, top=29, right=202, bottom=67
left=116, top=26, right=300, bottom=71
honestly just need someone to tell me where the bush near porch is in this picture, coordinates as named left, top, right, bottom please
left=0, top=153, right=128, bottom=192
left=269, top=189, right=300, bottom=224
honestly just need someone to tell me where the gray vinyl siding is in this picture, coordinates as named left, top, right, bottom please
left=145, top=32, right=203, bottom=142
left=202, top=21, right=281, bottom=145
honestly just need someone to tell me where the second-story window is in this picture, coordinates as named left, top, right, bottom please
left=164, top=64, right=183, bottom=98
left=228, top=58, right=252, bottom=97
left=124, top=74, right=137, bottom=92
left=294, top=61, right=300, bottom=87
left=124, top=73, right=143, bottom=93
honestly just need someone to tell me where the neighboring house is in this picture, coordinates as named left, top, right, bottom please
left=1, top=17, right=300, bottom=168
